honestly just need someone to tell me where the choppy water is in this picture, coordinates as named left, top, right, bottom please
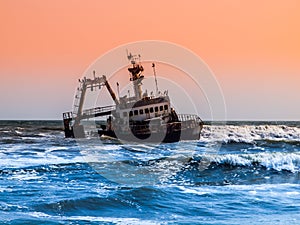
left=0, top=120, right=300, bottom=224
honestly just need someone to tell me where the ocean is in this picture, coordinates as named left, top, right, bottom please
left=0, top=120, right=299, bottom=224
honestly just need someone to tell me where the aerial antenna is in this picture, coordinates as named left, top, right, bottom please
left=152, top=63, right=159, bottom=95
left=116, top=82, right=120, bottom=99
left=126, top=49, right=133, bottom=62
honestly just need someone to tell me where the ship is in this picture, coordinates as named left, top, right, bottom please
left=63, top=53, right=203, bottom=143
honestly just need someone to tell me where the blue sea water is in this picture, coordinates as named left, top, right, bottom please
left=0, top=120, right=300, bottom=224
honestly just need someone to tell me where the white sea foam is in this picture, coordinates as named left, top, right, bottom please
left=44, top=146, right=68, bottom=152
left=0, top=154, right=86, bottom=169
left=226, top=183, right=299, bottom=190
left=178, top=183, right=300, bottom=198
left=0, top=187, right=13, bottom=193
left=225, top=183, right=300, bottom=201
left=29, top=212, right=162, bottom=224
left=201, top=124, right=300, bottom=143
left=285, top=191, right=300, bottom=196
left=178, top=186, right=210, bottom=196
left=7, top=170, right=44, bottom=181
left=0, top=202, right=28, bottom=211
left=202, top=152, right=300, bottom=172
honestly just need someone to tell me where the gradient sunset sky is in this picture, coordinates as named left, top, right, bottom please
left=0, top=0, right=299, bottom=120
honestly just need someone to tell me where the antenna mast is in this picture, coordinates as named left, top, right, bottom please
left=126, top=51, right=144, bottom=100
left=116, top=82, right=120, bottom=99
left=152, top=63, right=159, bottom=95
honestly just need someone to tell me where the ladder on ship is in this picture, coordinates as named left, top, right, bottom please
left=73, top=82, right=83, bottom=118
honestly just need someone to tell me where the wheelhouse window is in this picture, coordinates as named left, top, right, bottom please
left=164, top=105, right=168, bottom=110
left=150, top=107, right=154, bottom=113
left=129, top=111, right=133, bottom=116
left=139, top=109, right=144, bottom=114
left=160, top=106, right=163, bottom=111
left=134, top=110, right=138, bottom=115
left=155, top=106, right=158, bottom=112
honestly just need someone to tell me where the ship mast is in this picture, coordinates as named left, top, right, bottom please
left=127, top=52, right=144, bottom=101
left=152, top=63, right=159, bottom=95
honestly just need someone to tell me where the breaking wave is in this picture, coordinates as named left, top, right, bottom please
left=201, top=123, right=300, bottom=144
left=197, top=152, right=300, bottom=173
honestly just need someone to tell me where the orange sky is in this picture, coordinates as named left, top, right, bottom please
left=0, top=0, right=300, bottom=120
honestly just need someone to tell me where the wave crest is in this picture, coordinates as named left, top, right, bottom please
left=202, top=124, right=300, bottom=144
left=199, top=152, right=300, bottom=173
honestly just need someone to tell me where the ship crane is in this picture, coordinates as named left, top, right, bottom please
left=63, top=71, right=119, bottom=138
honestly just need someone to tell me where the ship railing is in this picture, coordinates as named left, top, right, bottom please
left=81, top=105, right=116, bottom=119
left=177, top=114, right=203, bottom=124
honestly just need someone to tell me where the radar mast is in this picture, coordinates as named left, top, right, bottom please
left=127, top=51, right=144, bottom=100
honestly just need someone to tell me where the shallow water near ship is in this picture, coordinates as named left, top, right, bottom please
left=0, top=120, right=300, bottom=224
